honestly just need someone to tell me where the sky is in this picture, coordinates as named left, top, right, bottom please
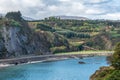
left=0, top=0, right=120, bottom=20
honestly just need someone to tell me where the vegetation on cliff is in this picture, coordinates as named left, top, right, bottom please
left=112, top=42, right=120, bottom=69
left=28, top=17, right=120, bottom=51
left=90, top=42, right=120, bottom=80
left=0, top=11, right=51, bottom=58
left=0, top=11, right=120, bottom=58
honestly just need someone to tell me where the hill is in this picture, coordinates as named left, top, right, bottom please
left=0, top=11, right=72, bottom=58
left=28, top=17, right=120, bottom=52
left=50, top=15, right=89, bottom=20
left=1, top=11, right=120, bottom=58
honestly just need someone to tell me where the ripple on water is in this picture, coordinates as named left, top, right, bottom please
left=0, top=56, right=109, bottom=80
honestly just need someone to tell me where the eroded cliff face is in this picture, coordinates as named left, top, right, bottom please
left=0, top=20, right=50, bottom=58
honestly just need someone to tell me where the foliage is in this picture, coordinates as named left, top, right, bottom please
left=71, top=45, right=84, bottom=51
left=10, top=20, right=21, bottom=27
left=112, top=42, right=120, bottom=69
left=29, top=18, right=120, bottom=51
left=56, top=31, right=90, bottom=38
left=37, top=24, right=55, bottom=32
left=5, top=11, right=23, bottom=21
left=91, top=42, right=120, bottom=80
left=117, top=30, right=120, bottom=34
left=50, top=46, right=67, bottom=53
left=105, top=70, right=120, bottom=80
left=92, top=69, right=120, bottom=80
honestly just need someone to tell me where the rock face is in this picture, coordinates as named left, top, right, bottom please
left=0, top=19, right=50, bottom=58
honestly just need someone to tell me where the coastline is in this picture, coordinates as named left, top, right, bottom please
left=0, top=57, right=69, bottom=68
left=0, top=52, right=113, bottom=68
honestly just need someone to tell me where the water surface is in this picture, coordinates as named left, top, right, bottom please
left=0, top=56, right=108, bottom=80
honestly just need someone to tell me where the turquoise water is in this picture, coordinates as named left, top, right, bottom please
left=0, top=56, right=108, bottom=80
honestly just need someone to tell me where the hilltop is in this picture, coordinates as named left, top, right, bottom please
left=51, top=15, right=89, bottom=20
left=0, top=12, right=52, bottom=58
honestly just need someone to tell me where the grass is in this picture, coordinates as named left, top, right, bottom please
left=112, top=34, right=120, bottom=37
left=69, top=41, right=84, bottom=46
left=109, top=30, right=120, bottom=37
left=90, top=32, right=99, bottom=36
left=55, top=50, right=114, bottom=55
left=93, top=69, right=120, bottom=80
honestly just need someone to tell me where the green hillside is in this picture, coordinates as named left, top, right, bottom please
left=1, top=12, right=120, bottom=57
left=90, top=42, right=120, bottom=80
left=28, top=17, right=120, bottom=53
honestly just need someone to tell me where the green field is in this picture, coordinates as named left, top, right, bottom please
left=109, top=31, right=120, bottom=37
left=55, top=50, right=114, bottom=55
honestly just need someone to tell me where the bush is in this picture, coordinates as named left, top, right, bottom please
left=69, top=44, right=84, bottom=51
left=37, top=24, right=55, bottom=32
left=56, top=31, right=90, bottom=38
left=5, top=11, right=22, bottom=21
left=106, top=70, right=120, bottom=80
left=112, top=42, right=120, bottom=69
left=10, top=20, right=21, bottom=27
left=50, top=46, right=67, bottom=53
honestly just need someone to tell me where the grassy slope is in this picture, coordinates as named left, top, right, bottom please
left=91, top=67, right=120, bottom=80
left=28, top=19, right=120, bottom=52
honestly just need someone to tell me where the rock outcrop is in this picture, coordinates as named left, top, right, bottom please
left=0, top=12, right=51, bottom=58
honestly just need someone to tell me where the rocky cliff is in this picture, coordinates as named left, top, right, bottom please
left=0, top=12, right=51, bottom=58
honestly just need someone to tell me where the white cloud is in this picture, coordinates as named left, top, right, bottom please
left=103, top=13, right=120, bottom=20
left=86, top=9, right=105, bottom=15
left=59, top=0, right=70, bottom=2
left=0, top=0, right=120, bottom=20
left=86, top=0, right=108, bottom=3
left=48, top=5, right=59, bottom=12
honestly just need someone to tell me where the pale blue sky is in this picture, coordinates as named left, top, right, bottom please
left=0, top=0, right=120, bottom=20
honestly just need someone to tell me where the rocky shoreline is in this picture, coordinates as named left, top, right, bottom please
left=0, top=53, right=112, bottom=68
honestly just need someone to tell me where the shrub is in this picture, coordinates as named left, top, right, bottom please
left=10, top=20, right=21, bottom=27
left=50, top=46, right=67, bottom=53
left=5, top=11, right=23, bottom=21
left=112, top=42, right=120, bottom=69
left=37, top=24, right=55, bottom=32
left=56, top=31, right=90, bottom=38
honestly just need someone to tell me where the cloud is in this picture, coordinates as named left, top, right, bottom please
left=101, top=13, right=120, bottom=20
left=59, top=0, right=70, bottom=2
left=85, top=9, right=106, bottom=15
left=85, top=0, right=110, bottom=4
left=0, top=0, right=120, bottom=20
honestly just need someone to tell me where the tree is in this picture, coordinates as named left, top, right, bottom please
left=5, top=11, right=22, bottom=21
left=112, top=42, right=120, bottom=69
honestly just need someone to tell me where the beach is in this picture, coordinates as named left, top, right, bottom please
left=0, top=51, right=113, bottom=68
